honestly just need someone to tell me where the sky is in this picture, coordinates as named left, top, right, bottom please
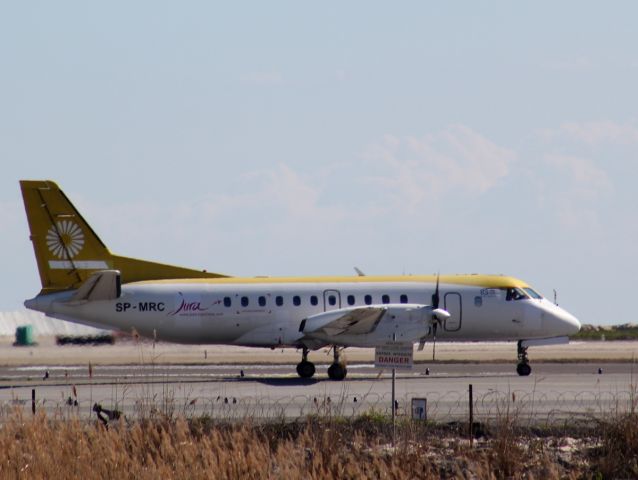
left=1, top=2, right=637, bottom=325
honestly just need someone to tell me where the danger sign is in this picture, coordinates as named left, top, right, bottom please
left=375, top=342, right=414, bottom=369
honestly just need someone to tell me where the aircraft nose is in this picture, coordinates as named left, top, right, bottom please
left=538, top=302, right=581, bottom=337
left=556, top=307, right=581, bottom=336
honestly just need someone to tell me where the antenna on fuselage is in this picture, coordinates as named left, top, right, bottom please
left=354, top=267, right=366, bottom=277
left=553, top=289, right=558, bottom=306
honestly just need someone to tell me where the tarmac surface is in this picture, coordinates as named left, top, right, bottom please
left=1, top=337, right=637, bottom=424
left=2, top=336, right=638, bottom=365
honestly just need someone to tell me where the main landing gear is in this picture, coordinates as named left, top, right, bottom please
left=296, top=346, right=316, bottom=379
left=295, top=346, right=347, bottom=380
left=516, top=340, right=532, bottom=376
left=327, top=346, right=347, bottom=381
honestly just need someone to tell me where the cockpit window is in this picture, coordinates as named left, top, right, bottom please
left=505, top=287, right=528, bottom=301
left=523, top=288, right=543, bottom=299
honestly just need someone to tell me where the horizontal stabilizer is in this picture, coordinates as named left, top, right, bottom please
left=70, top=270, right=121, bottom=303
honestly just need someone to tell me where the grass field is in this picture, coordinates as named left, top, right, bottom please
left=1, top=409, right=637, bottom=479
left=572, top=324, right=638, bottom=341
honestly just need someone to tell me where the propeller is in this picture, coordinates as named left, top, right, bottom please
left=417, top=274, right=451, bottom=359
left=431, top=274, right=441, bottom=360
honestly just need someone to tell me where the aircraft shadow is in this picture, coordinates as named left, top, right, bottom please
left=252, top=378, right=320, bottom=386
left=250, top=376, right=394, bottom=386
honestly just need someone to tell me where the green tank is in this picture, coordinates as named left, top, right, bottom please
left=15, top=325, right=35, bottom=346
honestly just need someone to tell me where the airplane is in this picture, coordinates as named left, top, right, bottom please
left=20, top=180, right=581, bottom=380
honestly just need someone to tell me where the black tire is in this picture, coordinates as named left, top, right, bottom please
left=327, top=363, right=347, bottom=381
left=296, top=361, right=316, bottom=378
left=516, top=363, right=532, bottom=376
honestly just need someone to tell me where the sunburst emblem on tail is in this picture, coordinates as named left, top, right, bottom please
left=46, top=220, right=85, bottom=259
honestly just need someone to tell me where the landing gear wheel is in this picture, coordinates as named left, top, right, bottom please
left=296, top=360, right=316, bottom=378
left=327, top=346, right=347, bottom=380
left=516, top=363, right=532, bottom=376
left=516, top=340, right=532, bottom=376
left=296, top=346, right=316, bottom=378
left=328, top=363, right=347, bottom=381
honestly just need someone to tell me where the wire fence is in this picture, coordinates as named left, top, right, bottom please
left=2, top=383, right=636, bottom=426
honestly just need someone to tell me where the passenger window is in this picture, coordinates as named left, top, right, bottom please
left=293, top=296, right=301, bottom=306
left=258, top=296, right=266, bottom=307
left=275, top=296, right=283, bottom=307
left=224, top=297, right=232, bottom=307
left=347, top=295, right=355, bottom=306
left=328, top=295, right=336, bottom=306
left=241, top=296, right=249, bottom=307
left=364, top=294, right=372, bottom=305
left=400, top=294, right=408, bottom=304
left=382, top=294, right=390, bottom=304
left=310, top=295, right=318, bottom=306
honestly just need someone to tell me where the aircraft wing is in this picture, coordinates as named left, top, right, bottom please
left=301, top=307, right=388, bottom=337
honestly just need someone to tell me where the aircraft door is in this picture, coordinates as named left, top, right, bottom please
left=443, top=292, right=462, bottom=331
left=323, top=290, right=342, bottom=311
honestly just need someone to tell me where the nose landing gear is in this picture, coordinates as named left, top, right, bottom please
left=296, top=346, right=316, bottom=379
left=516, top=341, right=532, bottom=376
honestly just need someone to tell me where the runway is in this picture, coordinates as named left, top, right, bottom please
left=1, top=362, right=636, bottom=424
left=3, top=337, right=638, bottom=366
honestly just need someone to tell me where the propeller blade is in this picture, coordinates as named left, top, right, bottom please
left=432, top=322, right=437, bottom=361
left=432, top=273, right=440, bottom=310
left=426, top=273, right=444, bottom=361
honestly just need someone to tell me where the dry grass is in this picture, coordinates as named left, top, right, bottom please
left=2, top=409, right=633, bottom=479
left=587, top=412, right=638, bottom=479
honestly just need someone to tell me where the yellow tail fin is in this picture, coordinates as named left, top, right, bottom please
left=20, top=180, right=229, bottom=294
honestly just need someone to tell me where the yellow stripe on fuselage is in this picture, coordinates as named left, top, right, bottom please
left=133, top=274, right=529, bottom=289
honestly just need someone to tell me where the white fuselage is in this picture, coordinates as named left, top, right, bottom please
left=26, top=280, right=581, bottom=348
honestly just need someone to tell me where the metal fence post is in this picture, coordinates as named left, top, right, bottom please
left=469, top=384, right=473, bottom=446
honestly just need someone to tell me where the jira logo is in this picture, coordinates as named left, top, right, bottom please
left=46, top=220, right=85, bottom=259
left=170, top=292, right=210, bottom=316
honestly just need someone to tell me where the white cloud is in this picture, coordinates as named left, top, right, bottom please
left=544, top=154, right=613, bottom=198
left=542, top=121, right=638, bottom=145
left=531, top=120, right=637, bottom=231
left=200, top=164, right=339, bottom=220
left=362, top=125, right=516, bottom=210
left=562, top=121, right=638, bottom=145
left=254, top=164, right=321, bottom=215
left=541, top=154, right=613, bottom=230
